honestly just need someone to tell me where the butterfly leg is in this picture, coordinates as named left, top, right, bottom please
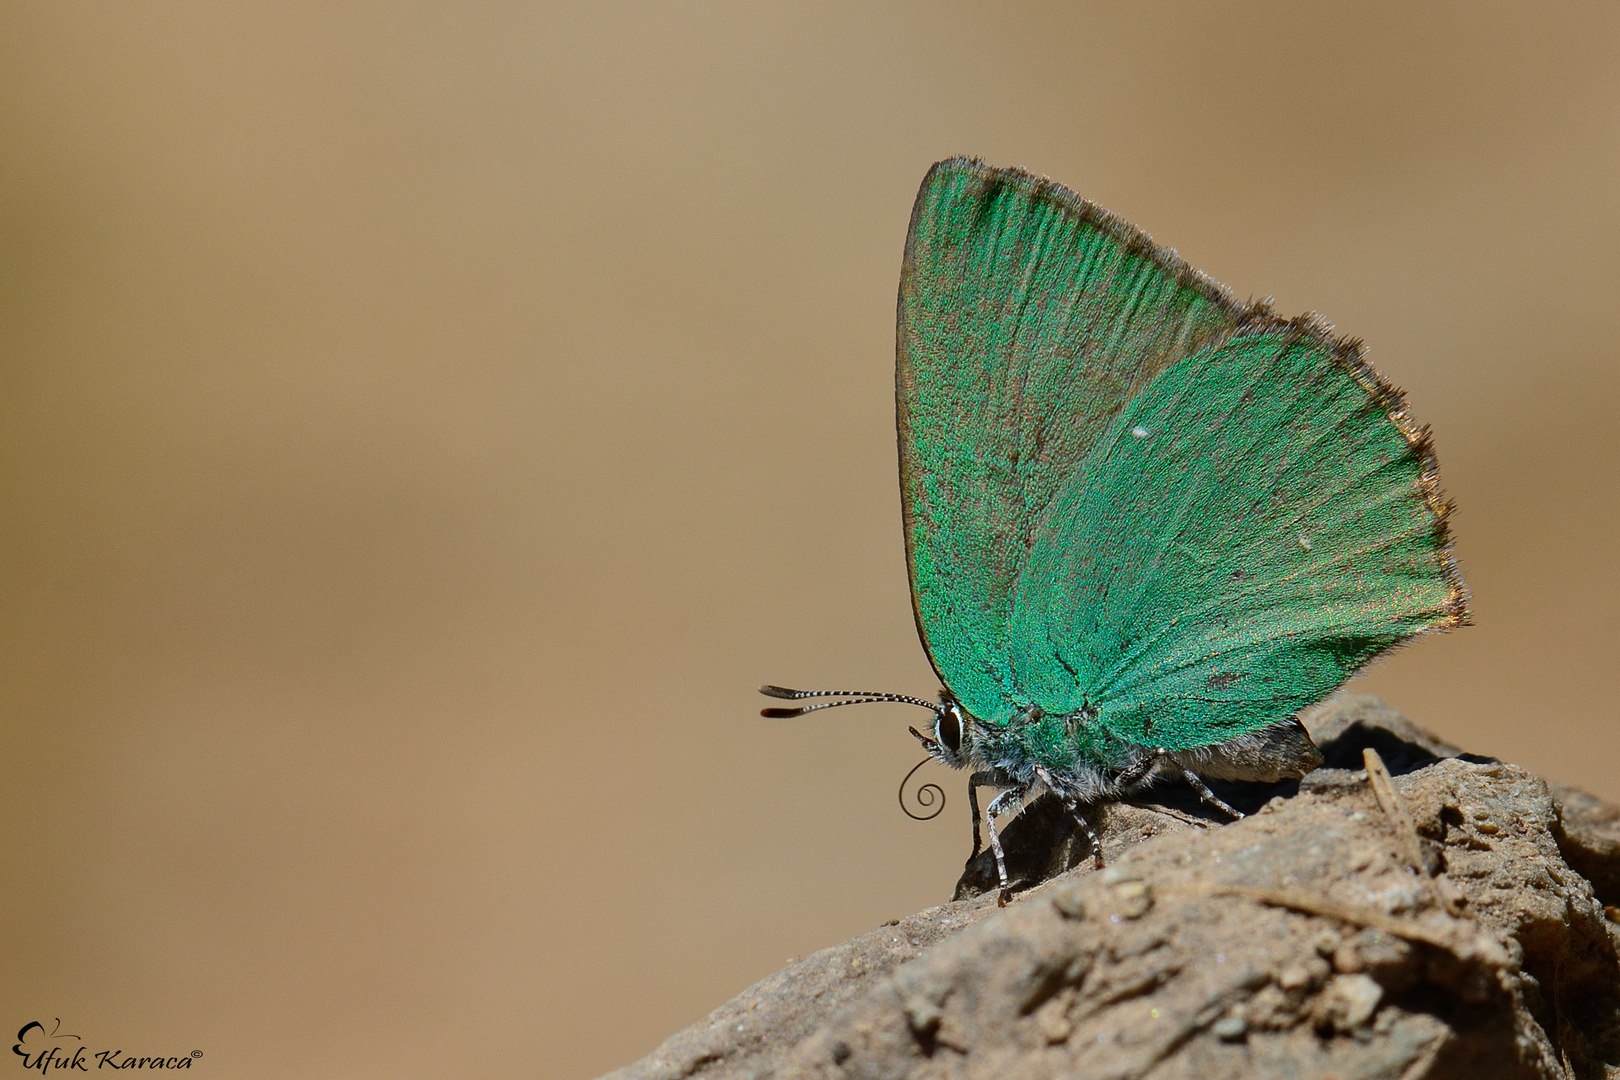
left=1113, top=747, right=1169, bottom=791
left=1078, top=812, right=1103, bottom=868
left=1177, top=767, right=1243, bottom=820
left=983, top=786, right=1025, bottom=907
left=967, top=771, right=996, bottom=859
left=1033, top=765, right=1105, bottom=870
left=1061, top=794, right=1104, bottom=869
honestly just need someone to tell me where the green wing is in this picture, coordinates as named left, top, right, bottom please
left=1006, top=324, right=1469, bottom=750
left=898, top=158, right=1248, bottom=725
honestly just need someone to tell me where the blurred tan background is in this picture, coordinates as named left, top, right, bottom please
left=2, top=2, right=1617, bottom=1077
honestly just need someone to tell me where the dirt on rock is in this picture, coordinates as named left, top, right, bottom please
left=603, top=696, right=1620, bottom=1080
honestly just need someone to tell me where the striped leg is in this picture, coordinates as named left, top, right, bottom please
left=983, top=786, right=1025, bottom=906
left=1178, top=766, right=1243, bottom=819
left=967, top=771, right=996, bottom=859
left=1036, top=768, right=1105, bottom=871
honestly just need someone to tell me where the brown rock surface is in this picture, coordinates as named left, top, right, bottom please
left=603, top=697, right=1620, bottom=1080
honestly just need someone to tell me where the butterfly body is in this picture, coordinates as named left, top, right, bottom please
left=959, top=705, right=1104, bottom=792
left=921, top=689, right=1320, bottom=822
left=765, top=157, right=1465, bottom=902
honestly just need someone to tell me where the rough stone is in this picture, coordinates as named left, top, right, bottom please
left=602, top=696, right=1620, bottom=1080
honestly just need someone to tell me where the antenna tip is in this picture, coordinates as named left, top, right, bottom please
left=761, top=707, right=802, bottom=719
left=759, top=685, right=801, bottom=699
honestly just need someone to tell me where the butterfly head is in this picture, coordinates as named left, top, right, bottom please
left=907, top=693, right=974, bottom=769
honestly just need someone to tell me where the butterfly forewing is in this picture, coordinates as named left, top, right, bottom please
left=898, top=159, right=1251, bottom=726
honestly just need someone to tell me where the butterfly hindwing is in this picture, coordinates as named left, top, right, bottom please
left=898, top=158, right=1250, bottom=725
left=1006, top=325, right=1468, bottom=750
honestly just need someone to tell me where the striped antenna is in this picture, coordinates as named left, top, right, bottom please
left=759, top=685, right=941, bottom=719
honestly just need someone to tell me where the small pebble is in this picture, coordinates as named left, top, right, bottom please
left=1118, top=898, right=1152, bottom=920
left=903, top=997, right=942, bottom=1033
left=1112, top=880, right=1153, bottom=919
left=1036, top=1006, right=1072, bottom=1043
left=1212, top=1016, right=1247, bottom=1041
left=1051, top=887, right=1087, bottom=920
left=1278, top=964, right=1312, bottom=991
left=1320, top=974, right=1383, bottom=1030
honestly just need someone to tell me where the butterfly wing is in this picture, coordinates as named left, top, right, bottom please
left=1006, top=323, right=1469, bottom=749
left=898, top=158, right=1251, bottom=725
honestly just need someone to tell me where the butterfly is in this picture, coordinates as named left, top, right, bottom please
left=764, top=158, right=1468, bottom=904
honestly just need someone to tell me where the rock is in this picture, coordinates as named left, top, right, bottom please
left=1550, top=780, right=1620, bottom=908
left=1314, top=973, right=1384, bottom=1032
left=602, top=696, right=1620, bottom=1080
left=598, top=899, right=999, bottom=1080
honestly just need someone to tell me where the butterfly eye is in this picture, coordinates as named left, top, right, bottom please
left=936, top=707, right=962, bottom=755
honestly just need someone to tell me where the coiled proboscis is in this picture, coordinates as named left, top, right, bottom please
left=898, top=757, right=945, bottom=821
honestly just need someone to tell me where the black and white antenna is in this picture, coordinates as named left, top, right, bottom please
left=758, top=685, right=942, bottom=718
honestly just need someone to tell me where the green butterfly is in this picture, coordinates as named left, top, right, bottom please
left=764, top=158, right=1468, bottom=903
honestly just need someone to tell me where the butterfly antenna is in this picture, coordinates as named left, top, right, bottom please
left=759, top=685, right=941, bottom=718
